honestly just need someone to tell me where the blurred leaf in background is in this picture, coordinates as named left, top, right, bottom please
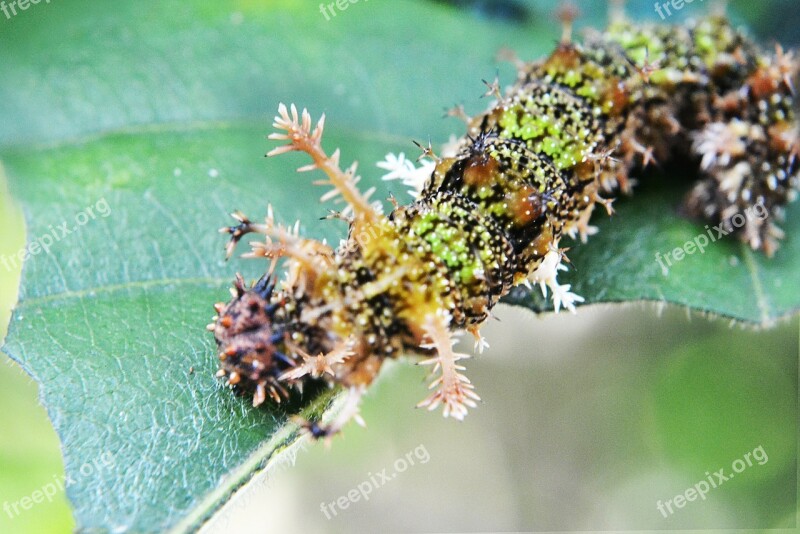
left=0, top=179, right=74, bottom=532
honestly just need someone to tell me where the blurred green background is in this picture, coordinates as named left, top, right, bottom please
left=0, top=183, right=75, bottom=532
left=1, top=1, right=798, bottom=533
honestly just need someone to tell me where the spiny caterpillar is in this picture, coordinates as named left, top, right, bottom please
left=210, top=4, right=799, bottom=438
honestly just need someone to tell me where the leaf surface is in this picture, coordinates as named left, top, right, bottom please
left=1, top=1, right=797, bottom=531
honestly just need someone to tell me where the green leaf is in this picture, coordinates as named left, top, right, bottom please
left=0, top=0, right=798, bottom=531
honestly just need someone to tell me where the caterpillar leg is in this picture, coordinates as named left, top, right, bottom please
left=416, top=312, right=480, bottom=420
left=466, top=324, right=490, bottom=354
left=295, top=385, right=368, bottom=442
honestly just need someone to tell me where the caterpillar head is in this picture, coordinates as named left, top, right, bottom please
left=212, top=274, right=297, bottom=406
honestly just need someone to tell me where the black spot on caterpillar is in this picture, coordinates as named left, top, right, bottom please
left=209, top=5, right=799, bottom=438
